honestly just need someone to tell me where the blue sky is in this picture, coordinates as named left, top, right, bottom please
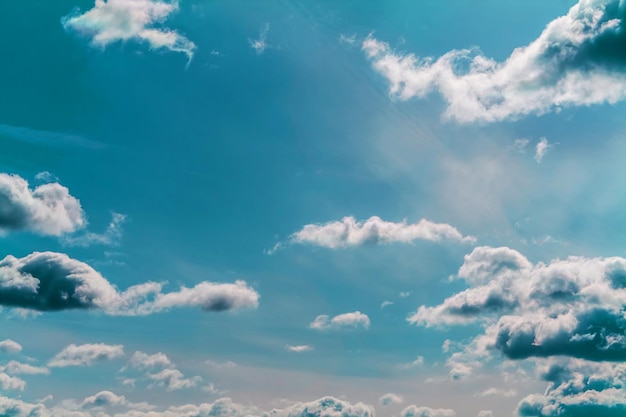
left=2, top=1, right=626, bottom=416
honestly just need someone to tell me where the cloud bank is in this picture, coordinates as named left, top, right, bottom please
left=364, top=0, right=626, bottom=123
left=291, top=216, right=475, bottom=249
left=0, top=174, right=85, bottom=236
left=0, top=251, right=259, bottom=314
left=63, top=0, right=196, bottom=61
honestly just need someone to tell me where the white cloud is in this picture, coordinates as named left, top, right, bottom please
left=0, top=173, right=85, bottom=236
left=291, top=216, right=475, bottom=249
left=379, top=393, right=403, bottom=406
left=48, top=343, right=125, bottom=367
left=363, top=0, right=626, bottom=123
left=410, top=245, right=626, bottom=365
left=310, top=311, right=370, bottom=331
left=125, top=351, right=172, bottom=370
left=148, top=368, right=202, bottom=391
left=478, top=388, right=518, bottom=398
left=249, top=23, right=270, bottom=54
left=1, top=361, right=50, bottom=375
left=401, top=405, right=456, bottom=417
left=285, top=345, right=313, bottom=353
left=534, top=138, right=550, bottom=163
left=0, top=251, right=259, bottom=315
left=62, top=212, right=127, bottom=247
left=81, top=390, right=127, bottom=409
left=0, top=373, right=25, bottom=391
left=401, top=356, right=425, bottom=369
left=0, top=339, right=22, bottom=354
left=34, top=171, right=58, bottom=183
left=63, top=0, right=196, bottom=61
left=380, top=300, right=394, bottom=309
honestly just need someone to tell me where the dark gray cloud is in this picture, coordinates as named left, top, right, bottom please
left=0, top=251, right=259, bottom=315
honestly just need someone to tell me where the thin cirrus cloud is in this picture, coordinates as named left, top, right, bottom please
left=0, top=173, right=86, bottom=236
left=0, top=251, right=259, bottom=315
left=310, top=311, right=370, bottom=331
left=410, top=245, right=626, bottom=362
left=364, top=0, right=626, bottom=123
left=289, top=216, right=475, bottom=249
left=62, top=0, right=196, bottom=62
left=48, top=343, right=125, bottom=368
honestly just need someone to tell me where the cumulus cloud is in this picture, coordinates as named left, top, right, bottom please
left=0, top=373, right=25, bottom=391
left=285, top=345, right=313, bottom=353
left=310, top=311, right=370, bottom=331
left=0, top=173, right=85, bottom=236
left=364, top=0, right=626, bottom=123
left=1, top=361, right=50, bottom=375
left=0, top=339, right=22, bottom=354
left=0, top=251, right=259, bottom=314
left=148, top=368, right=202, bottom=391
left=379, top=393, right=403, bottom=406
left=63, top=0, right=196, bottom=61
left=290, top=216, right=475, bottom=249
left=266, top=397, right=375, bottom=417
left=48, top=343, right=124, bottom=367
left=410, top=246, right=626, bottom=362
left=517, top=358, right=626, bottom=417
left=401, top=405, right=456, bottom=417
left=125, top=351, right=172, bottom=370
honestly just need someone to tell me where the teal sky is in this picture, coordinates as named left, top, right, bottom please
left=2, top=1, right=626, bottom=416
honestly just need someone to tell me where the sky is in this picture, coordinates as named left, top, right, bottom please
left=2, top=0, right=626, bottom=416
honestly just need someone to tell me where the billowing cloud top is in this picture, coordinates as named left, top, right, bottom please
left=291, top=216, right=475, bottom=249
left=0, top=174, right=85, bottom=236
left=0, top=251, right=259, bottom=314
left=63, top=0, right=196, bottom=61
left=364, top=0, right=626, bottom=123
left=411, top=246, right=626, bottom=361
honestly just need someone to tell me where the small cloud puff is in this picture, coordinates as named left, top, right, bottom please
left=310, top=311, right=370, bottom=331
left=285, top=345, right=313, bottom=353
left=0, top=340, right=22, bottom=354
left=0, top=251, right=259, bottom=315
left=379, top=393, right=403, bottom=406
left=63, top=0, right=196, bottom=61
left=364, top=0, right=626, bottom=123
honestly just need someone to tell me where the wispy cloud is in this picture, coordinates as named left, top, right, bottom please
left=0, top=124, right=103, bottom=149
left=249, top=23, right=270, bottom=55
left=63, top=0, right=196, bottom=62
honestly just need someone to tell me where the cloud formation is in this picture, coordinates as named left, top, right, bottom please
left=63, top=0, right=196, bottom=61
left=364, top=0, right=626, bottom=123
left=0, top=251, right=259, bottom=315
left=517, top=358, right=626, bottom=417
left=310, top=311, right=370, bottom=331
left=285, top=345, right=313, bottom=353
left=61, top=212, right=126, bottom=247
left=379, top=393, right=403, bottom=406
left=0, top=340, right=22, bottom=354
left=48, top=343, right=124, bottom=367
left=401, top=405, right=456, bottom=417
left=0, top=373, right=25, bottom=391
left=290, top=216, right=475, bottom=249
left=411, top=246, right=626, bottom=362
left=0, top=174, right=85, bottom=236
left=1, top=361, right=50, bottom=375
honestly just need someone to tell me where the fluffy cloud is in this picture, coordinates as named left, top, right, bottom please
left=364, top=0, right=626, bottom=123
left=290, top=216, right=475, bottom=249
left=1, top=361, right=50, bottom=375
left=0, top=339, right=22, bottom=354
left=0, top=173, right=85, bottom=236
left=411, top=246, right=626, bottom=362
left=310, top=311, right=370, bottom=331
left=379, top=393, right=403, bottom=406
left=63, top=0, right=196, bottom=61
left=517, top=358, right=626, bottom=416
left=0, top=373, right=25, bottom=391
left=0, top=251, right=259, bottom=314
left=48, top=343, right=125, bottom=367
left=401, top=405, right=456, bottom=417
left=148, top=368, right=202, bottom=391
left=265, top=397, right=375, bottom=417
left=535, top=138, right=550, bottom=163
left=126, top=351, right=172, bottom=370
